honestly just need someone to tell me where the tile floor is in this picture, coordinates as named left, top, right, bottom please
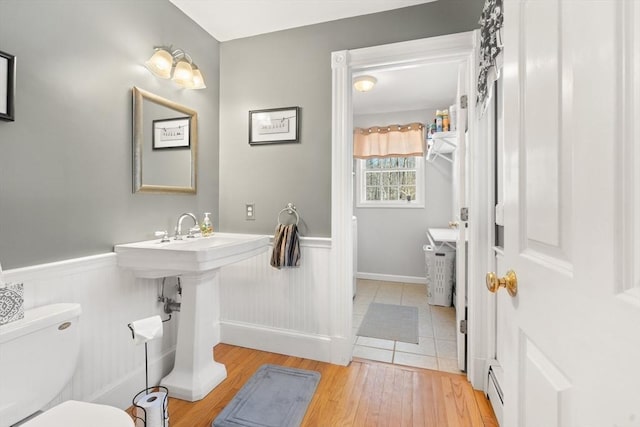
left=352, top=279, right=463, bottom=374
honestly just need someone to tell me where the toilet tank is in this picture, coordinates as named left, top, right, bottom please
left=0, top=303, right=82, bottom=427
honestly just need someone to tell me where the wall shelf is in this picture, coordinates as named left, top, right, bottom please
left=426, top=228, right=458, bottom=249
left=426, top=131, right=457, bottom=163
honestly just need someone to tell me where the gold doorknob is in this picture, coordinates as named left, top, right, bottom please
left=486, top=270, right=518, bottom=297
left=449, top=221, right=459, bottom=228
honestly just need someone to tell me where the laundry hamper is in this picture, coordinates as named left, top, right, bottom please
left=424, top=245, right=455, bottom=306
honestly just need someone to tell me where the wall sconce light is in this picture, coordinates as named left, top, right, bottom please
left=353, top=75, right=377, bottom=92
left=145, top=46, right=206, bottom=90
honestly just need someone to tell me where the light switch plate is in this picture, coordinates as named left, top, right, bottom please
left=246, top=203, right=255, bottom=220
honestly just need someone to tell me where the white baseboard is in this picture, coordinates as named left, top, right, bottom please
left=330, top=336, right=353, bottom=366
left=220, top=321, right=332, bottom=363
left=95, top=320, right=337, bottom=409
left=356, top=272, right=427, bottom=285
left=89, top=348, right=176, bottom=410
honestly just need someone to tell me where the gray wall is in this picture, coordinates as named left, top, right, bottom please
left=218, top=0, right=483, bottom=237
left=0, top=0, right=220, bottom=268
left=354, top=110, right=453, bottom=279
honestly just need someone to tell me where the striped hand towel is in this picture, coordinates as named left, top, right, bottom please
left=270, top=223, right=301, bottom=269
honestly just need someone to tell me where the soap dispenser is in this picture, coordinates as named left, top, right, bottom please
left=201, top=212, right=213, bottom=237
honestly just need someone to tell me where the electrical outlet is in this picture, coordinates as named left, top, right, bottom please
left=245, top=203, right=255, bottom=220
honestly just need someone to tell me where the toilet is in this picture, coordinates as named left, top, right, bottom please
left=0, top=303, right=134, bottom=427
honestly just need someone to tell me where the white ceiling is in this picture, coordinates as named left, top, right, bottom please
left=353, top=61, right=459, bottom=115
left=169, top=0, right=435, bottom=42
left=169, top=0, right=453, bottom=116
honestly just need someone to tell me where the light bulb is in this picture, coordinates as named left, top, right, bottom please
left=145, top=49, right=173, bottom=79
left=191, top=68, right=206, bottom=89
left=172, top=60, right=194, bottom=87
left=353, top=75, right=377, bottom=92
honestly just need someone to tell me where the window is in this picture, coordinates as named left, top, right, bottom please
left=356, top=156, right=424, bottom=208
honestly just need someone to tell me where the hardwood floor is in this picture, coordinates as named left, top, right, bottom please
left=134, top=343, right=498, bottom=427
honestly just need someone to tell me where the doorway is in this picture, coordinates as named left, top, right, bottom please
left=350, top=60, right=461, bottom=372
left=330, top=31, right=480, bottom=377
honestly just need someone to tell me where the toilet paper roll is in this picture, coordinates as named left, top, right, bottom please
left=130, top=315, right=163, bottom=345
left=134, top=391, right=168, bottom=427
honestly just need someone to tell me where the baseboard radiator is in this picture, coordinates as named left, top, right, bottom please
left=486, top=362, right=504, bottom=425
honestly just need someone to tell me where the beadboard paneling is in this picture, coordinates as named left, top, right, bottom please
left=2, top=254, right=176, bottom=412
left=219, top=238, right=333, bottom=360
left=2, top=238, right=335, bottom=416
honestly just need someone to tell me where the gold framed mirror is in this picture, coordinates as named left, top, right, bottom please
left=132, top=86, right=197, bottom=193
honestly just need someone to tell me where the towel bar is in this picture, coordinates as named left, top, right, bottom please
left=277, top=203, right=299, bottom=225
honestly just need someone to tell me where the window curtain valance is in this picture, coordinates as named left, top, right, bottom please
left=353, top=123, right=425, bottom=159
left=477, top=0, right=504, bottom=115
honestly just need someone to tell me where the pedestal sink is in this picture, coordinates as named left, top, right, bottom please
left=115, top=233, right=269, bottom=401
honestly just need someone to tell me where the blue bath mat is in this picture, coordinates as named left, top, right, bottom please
left=212, top=364, right=320, bottom=427
left=358, top=302, right=419, bottom=344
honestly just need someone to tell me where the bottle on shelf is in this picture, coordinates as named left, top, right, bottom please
left=435, top=110, right=443, bottom=132
left=428, top=120, right=436, bottom=138
left=442, top=109, right=450, bottom=132
left=449, top=104, right=457, bottom=132
left=201, top=212, right=213, bottom=237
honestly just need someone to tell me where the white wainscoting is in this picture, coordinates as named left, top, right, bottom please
left=2, top=254, right=176, bottom=411
left=219, top=237, right=334, bottom=362
left=2, top=237, right=336, bottom=414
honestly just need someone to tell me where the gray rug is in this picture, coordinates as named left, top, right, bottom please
left=357, top=303, right=419, bottom=344
left=212, top=364, right=320, bottom=427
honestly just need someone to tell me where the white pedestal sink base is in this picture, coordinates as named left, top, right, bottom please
left=160, top=270, right=227, bottom=401
left=161, top=360, right=227, bottom=402
left=115, top=233, right=270, bottom=401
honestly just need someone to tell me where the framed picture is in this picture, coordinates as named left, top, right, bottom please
left=249, top=106, right=300, bottom=145
left=0, top=50, right=16, bottom=122
left=152, top=117, right=191, bottom=149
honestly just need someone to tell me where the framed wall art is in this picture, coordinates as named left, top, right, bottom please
left=249, top=106, right=300, bottom=145
left=152, top=117, right=191, bottom=149
left=0, top=50, right=16, bottom=122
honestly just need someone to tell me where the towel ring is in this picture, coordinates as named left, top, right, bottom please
left=277, top=203, right=299, bottom=226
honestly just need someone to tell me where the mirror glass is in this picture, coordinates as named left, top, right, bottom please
left=132, top=87, right=197, bottom=193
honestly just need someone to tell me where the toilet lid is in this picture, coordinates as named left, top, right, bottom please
left=21, top=400, right=134, bottom=427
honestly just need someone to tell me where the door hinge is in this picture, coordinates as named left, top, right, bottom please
left=460, top=95, right=468, bottom=109
left=460, top=207, right=469, bottom=222
left=459, top=319, right=467, bottom=334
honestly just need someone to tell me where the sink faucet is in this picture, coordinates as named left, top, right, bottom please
left=175, top=212, right=199, bottom=240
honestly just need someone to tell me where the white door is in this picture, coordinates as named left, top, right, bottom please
left=494, top=0, right=640, bottom=425
left=453, top=61, right=470, bottom=371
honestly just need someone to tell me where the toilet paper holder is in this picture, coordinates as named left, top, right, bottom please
left=126, top=315, right=171, bottom=341
left=128, top=317, right=171, bottom=427
left=132, top=386, right=169, bottom=427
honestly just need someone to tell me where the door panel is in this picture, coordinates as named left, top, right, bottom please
left=622, top=0, right=640, bottom=297
left=522, top=0, right=562, bottom=250
left=521, top=337, right=571, bottom=427
left=499, top=0, right=640, bottom=425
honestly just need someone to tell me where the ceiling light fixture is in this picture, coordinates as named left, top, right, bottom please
left=353, top=75, right=377, bottom=92
left=145, top=46, right=206, bottom=90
